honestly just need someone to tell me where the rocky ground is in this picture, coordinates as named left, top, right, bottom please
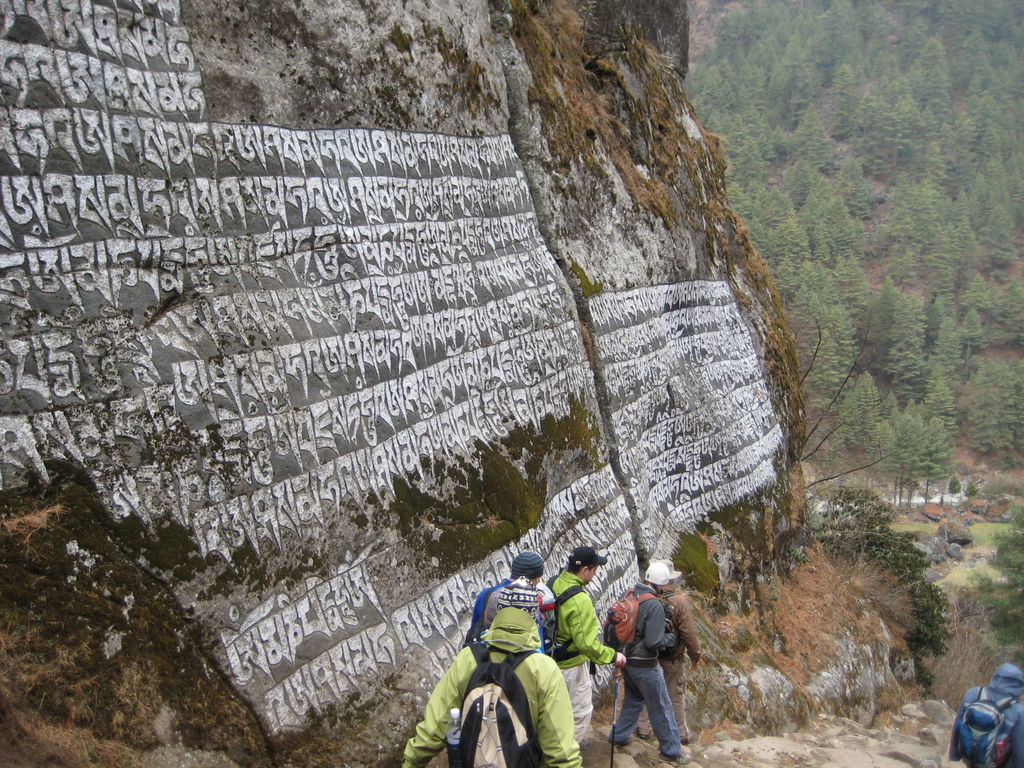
left=67, top=696, right=958, bottom=767
left=582, top=700, right=957, bottom=768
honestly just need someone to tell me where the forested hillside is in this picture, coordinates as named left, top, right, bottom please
left=688, top=0, right=1024, bottom=497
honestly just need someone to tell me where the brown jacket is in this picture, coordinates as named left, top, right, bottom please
left=662, top=588, right=701, bottom=663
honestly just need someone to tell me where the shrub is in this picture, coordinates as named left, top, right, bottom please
left=815, top=486, right=949, bottom=684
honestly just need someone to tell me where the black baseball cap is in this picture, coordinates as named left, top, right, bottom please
left=568, top=546, right=608, bottom=568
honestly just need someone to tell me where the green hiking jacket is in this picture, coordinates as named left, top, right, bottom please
left=550, top=571, right=617, bottom=670
left=401, top=607, right=582, bottom=768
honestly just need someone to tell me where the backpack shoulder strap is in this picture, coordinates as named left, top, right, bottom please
left=470, top=642, right=491, bottom=665
left=555, top=584, right=584, bottom=606
left=505, top=649, right=538, bottom=670
left=637, top=592, right=657, bottom=603
left=549, top=584, right=585, bottom=661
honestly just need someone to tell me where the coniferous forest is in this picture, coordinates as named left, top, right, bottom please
left=688, top=0, right=1024, bottom=499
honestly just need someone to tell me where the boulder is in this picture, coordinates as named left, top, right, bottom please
left=919, top=699, right=955, bottom=725
left=939, top=523, right=972, bottom=546
left=899, top=703, right=926, bottom=719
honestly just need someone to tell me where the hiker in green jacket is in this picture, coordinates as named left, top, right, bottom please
left=549, top=546, right=627, bottom=747
left=402, top=605, right=582, bottom=768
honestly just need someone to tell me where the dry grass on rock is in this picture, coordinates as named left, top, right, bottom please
left=723, top=545, right=908, bottom=688
left=0, top=503, right=65, bottom=546
left=927, top=597, right=1006, bottom=710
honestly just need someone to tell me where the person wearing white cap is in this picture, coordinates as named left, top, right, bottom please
left=636, top=560, right=702, bottom=758
left=609, top=560, right=690, bottom=764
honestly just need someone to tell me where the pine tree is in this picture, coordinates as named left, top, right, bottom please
left=909, top=37, right=952, bottom=116
left=962, top=276, right=993, bottom=316
left=728, top=131, right=769, bottom=188
left=764, top=208, right=811, bottom=300
left=794, top=105, right=833, bottom=171
left=964, top=360, right=1013, bottom=454
left=948, top=203, right=979, bottom=297
left=923, top=370, right=957, bottom=433
left=882, top=405, right=930, bottom=505
left=792, top=263, right=857, bottom=415
left=855, top=89, right=888, bottom=176
left=920, top=413, right=953, bottom=501
left=836, top=158, right=875, bottom=219
left=867, top=277, right=901, bottom=372
left=929, top=313, right=963, bottom=380
left=799, top=177, right=862, bottom=266
left=961, top=307, right=987, bottom=365
left=830, top=64, right=860, bottom=140
left=840, top=372, right=885, bottom=455
left=1008, top=362, right=1024, bottom=451
left=685, top=0, right=1024, bottom=473
left=833, top=255, right=870, bottom=322
left=885, top=292, right=927, bottom=402
left=813, top=0, right=860, bottom=82
left=785, top=160, right=818, bottom=209
left=879, top=79, right=925, bottom=171
left=990, top=281, right=1024, bottom=347
left=883, top=180, right=943, bottom=283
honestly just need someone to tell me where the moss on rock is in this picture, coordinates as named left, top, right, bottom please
left=0, top=461, right=269, bottom=765
left=675, top=531, right=719, bottom=594
left=387, top=396, right=601, bottom=577
left=570, top=262, right=605, bottom=297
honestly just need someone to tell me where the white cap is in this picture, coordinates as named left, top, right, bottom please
left=645, top=560, right=681, bottom=586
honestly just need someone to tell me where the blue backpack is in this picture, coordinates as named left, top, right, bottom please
left=463, top=580, right=511, bottom=647
left=956, top=686, right=1016, bottom=768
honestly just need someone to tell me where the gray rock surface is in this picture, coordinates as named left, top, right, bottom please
left=0, top=0, right=801, bottom=759
left=622, top=705, right=956, bottom=768
left=143, top=746, right=240, bottom=768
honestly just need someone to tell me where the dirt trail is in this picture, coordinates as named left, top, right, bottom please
left=582, top=700, right=957, bottom=768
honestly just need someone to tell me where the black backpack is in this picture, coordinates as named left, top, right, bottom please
left=459, top=644, right=541, bottom=768
left=546, top=579, right=584, bottom=661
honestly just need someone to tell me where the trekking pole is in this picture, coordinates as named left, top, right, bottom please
left=609, top=668, right=622, bottom=768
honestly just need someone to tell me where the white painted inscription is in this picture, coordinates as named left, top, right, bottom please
left=591, top=282, right=783, bottom=555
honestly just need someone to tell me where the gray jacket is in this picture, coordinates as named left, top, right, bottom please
left=625, top=583, right=674, bottom=667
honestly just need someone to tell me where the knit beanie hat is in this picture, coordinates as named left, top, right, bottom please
left=495, top=579, right=540, bottom=617
left=510, top=551, right=544, bottom=578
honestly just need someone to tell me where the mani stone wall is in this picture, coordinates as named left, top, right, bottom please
left=0, top=0, right=794, bottom=746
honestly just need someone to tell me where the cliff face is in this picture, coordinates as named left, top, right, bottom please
left=0, top=0, right=803, bottom=762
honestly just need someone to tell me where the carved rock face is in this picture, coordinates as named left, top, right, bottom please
left=0, top=0, right=800, bottom=754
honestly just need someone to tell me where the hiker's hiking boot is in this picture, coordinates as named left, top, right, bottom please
left=636, top=730, right=653, bottom=740
left=658, top=749, right=693, bottom=765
